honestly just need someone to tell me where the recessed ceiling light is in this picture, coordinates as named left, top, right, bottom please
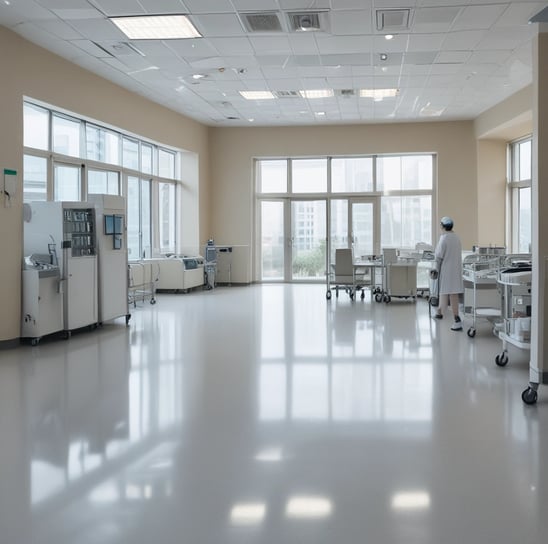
left=192, top=74, right=206, bottom=79
left=110, top=15, right=202, bottom=40
left=239, top=90, right=276, bottom=100
left=385, top=34, right=394, bottom=40
left=4, top=0, right=12, bottom=5
left=380, top=53, right=388, bottom=61
left=315, top=111, right=326, bottom=116
left=299, top=89, right=334, bottom=99
left=360, top=88, right=399, bottom=99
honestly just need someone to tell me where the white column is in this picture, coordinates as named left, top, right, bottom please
left=530, top=24, right=548, bottom=386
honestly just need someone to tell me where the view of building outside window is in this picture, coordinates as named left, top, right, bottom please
left=510, top=137, right=532, bottom=253
left=23, top=155, right=47, bottom=202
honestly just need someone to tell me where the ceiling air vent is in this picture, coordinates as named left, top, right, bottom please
left=376, top=9, right=411, bottom=31
left=275, top=90, right=300, bottom=98
left=240, top=12, right=283, bottom=33
left=338, top=89, right=356, bottom=97
left=287, top=11, right=326, bottom=32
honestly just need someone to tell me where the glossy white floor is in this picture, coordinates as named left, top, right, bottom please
left=1, top=283, right=547, bottom=544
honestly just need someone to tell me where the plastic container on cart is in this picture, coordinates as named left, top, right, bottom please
left=494, top=257, right=532, bottom=367
left=462, top=254, right=502, bottom=338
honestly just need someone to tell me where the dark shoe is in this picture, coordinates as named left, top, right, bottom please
left=433, top=312, right=443, bottom=319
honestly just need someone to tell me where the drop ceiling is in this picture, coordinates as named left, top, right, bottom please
left=0, top=0, right=545, bottom=127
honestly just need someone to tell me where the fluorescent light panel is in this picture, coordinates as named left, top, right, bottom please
left=239, top=91, right=276, bottom=100
left=299, top=89, right=334, bottom=99
left=360, top=88, right=399, bottom=99
left=110, top=15, right=201, bottom=40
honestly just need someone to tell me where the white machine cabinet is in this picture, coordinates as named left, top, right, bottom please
left=21, top=267, right=64, bottom=345
left=24, top=201, right=98, bottom=336
left=89, top=194, right=130, bottom=325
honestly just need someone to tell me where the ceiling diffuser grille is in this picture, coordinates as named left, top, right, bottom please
left=241, top=12, right=283, bottom=33
left=376, top=9, right=411, bottom=31
left=275, top=90, right=300, bottom=98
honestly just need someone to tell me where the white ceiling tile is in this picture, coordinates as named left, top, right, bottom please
left=469, top=50, right=511, bottom=64
left=67, top=18, right=128, bottom=40
left=412, top=6, right=461, bottom=33
left=315, top=35, right=372, bottom=55
left=278, top=0, right=330, bottom=9
left=451, top=4, right=508, bottom=31
left=231, top=0, right=279, bottom=9
left=441, top=30, right=484, bottom=50
left=209, top=37, right=254, bottom=55
left=137, top=0, right=191, bottom=14
left=406, top=33, right=446, bottom=52
left=192, top=14, right=246, bottom=37
left=183, top=0, right=235, bottom=13
left=249, top=36, right=292, bottom=55
left=476, top=27, right=534, bottom=50
left=435, top=51, right=470, bottom=64
left=71, top=39, right=113, bottom=57
left=38, top=0, right=92, bottom=7
left=372, top=34, right=409, bottom=53
left=288, top=33, right=320, bottom=55
left=330, top=10, right=372, bottom=35
left=91, top=0, right=145, bottom=16
left=330, top=0, right=374, bottom=8
left=166, top=39, right=219, bottom=57
left=34, top=19, right=83, bottom=39
left=51, top=9, right=105, bottom=20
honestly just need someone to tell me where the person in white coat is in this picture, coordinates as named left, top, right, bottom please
left=433, top=216, right=463, bottom=330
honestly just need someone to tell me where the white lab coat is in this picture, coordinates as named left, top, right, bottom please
left=435, top=231, right=463, bottom=295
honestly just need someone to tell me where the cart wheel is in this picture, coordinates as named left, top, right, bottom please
left=467, top=328, right=476, bottom=338
left=383, top=295, right=391, bottom=303
left=375, top=293, right=383, bottom=303
left=522, top=387, right=538, bottom=405
left=31, top=338, right=40, bottom=346
left=62, top=330, right=71, bottom=340
left=150, top=298, right=157, bottom=305
left=326, top=290, right=332, bottom=300
left=495, top=352, right=509, bottom=367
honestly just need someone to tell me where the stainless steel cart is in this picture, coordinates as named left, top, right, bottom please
left=494, top=255, right=532, bottom=367
left=462, top=254, right=502, bottom=338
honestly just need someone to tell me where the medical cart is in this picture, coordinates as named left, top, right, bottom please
left=494, top=255, right=532, bottom=367
left=462, top=254, right=502, bottom=338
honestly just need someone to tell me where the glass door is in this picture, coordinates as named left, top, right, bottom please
left=260, top=200, right=285, bottom=280
left=350, top=198, right=379, bottom=259
left=291, top=200, right=327, bottom=281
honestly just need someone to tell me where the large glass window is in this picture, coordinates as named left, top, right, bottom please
left=24, top=103, right=49, bottom=150
left=258, top=160, right=287, bottom=193
left=127, top=176, right=152, bottom=259
left=23, top=100, right=181, bottom=259
left=256, top=154, right=434, bottom=282
left=86, top=125, right=120, bottom=165
left=54, top=164, right=81, bottom=201
left=23, top=155, right=47, bottom=202
left=53, top=114, right=81, bottom=158
left=509, top=137, right=532, bottom=253
left=292, top=159, right=327, bottom=193
left=123, top=137, right=139, bottom=171
left=87, top=170, right=120, bottom=195
left=331, top=157, right=373, bottom=193
left=159, top=182, right=176, bottom=254
left=158, top=149, right=175, bottom=179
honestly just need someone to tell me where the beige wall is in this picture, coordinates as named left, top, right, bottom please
left=0, top=26, right=210, bottom=342
left=209, top=121, right=478, bottom=282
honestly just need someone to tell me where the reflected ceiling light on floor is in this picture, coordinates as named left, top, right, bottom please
left=299, top=89, right=334, bottom=99
left=239, top=90, right=276, bottom=100
left=110, top=15, right=202, bottom=40
left=360, top=88, right=399, bottom=99
left=285, top=496, right=333, bottom=519
left=391, top=491, right=431, bottom=510
left=230, top=502, right=267, bottom=526
left=255, top=447, right=283, bottom=462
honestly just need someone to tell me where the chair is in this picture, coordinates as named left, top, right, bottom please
left=329, top=248, right=363, bottom=300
